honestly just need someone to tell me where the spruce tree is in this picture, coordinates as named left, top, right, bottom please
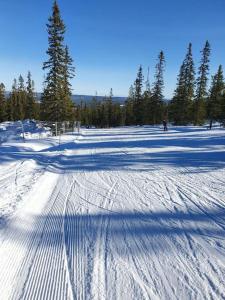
left=133, top=65, right=144, bottom=125
left=17, top=75, right=26, bottom=120
left=9, top=79, right=23, bottom=121
left=170, top=43, right=195, bottom=125
left=151, top=51, right=165, bottom=124
left=207, top=65, right=224, bottom=123
left=0, top=83, right=7, bottom=122
left=107, top=88, right=113, bottom=127
left=194, top=40, right=211, bottom=125
left=8, top=79, right=17, bottom=121
left=41, top=1, right=75, bottom=121
left=170, top=62, right=186, bottom=124
left=143, top=67, right=152, bottom=124
left=125, top=85, right=135, bottom=125
left=185, top=43, right=195, bottom=113
left=62, top=45, right=75, bottom=120
left=25, top=71, right=37, bottom=119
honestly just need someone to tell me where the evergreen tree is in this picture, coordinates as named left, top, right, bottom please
left=170, top=43, right=195, bottom=124
left=0, top=83, right=7, bottom=122
left=63, top=46, right=75, bottom=97
left=133, top=65, right=144, bottom=125
left=25, top=71, right=37, bottom=119
left=41, top=1, right=75, bottom=121
left=107, top=88, right=113, bottom=127
left=17, top=75, right=26, bottom=120
left=125, top=85, right=135, bottom=125
left=90, top=95, right=98, bottom=127
left=145, top=67, right=151, bottom=94
left=9, top=79, right=22, bottom=121
left=142, top=67, right=152, bottom=124
left=185, top=43, right=195, bottom=112
left=169, top=62, right=186, bottom=124
left=151, top=51, right=165, bottom=124
left=8, top=79, right=17, bottom=120
left=62, top=45, right=75, bottom=120
left=207, top=65, right=224, bottom=123
left=194, top=40, right=211, bottom=125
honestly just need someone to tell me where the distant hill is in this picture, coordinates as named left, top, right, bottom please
left=5, top=91, right=126, bottom=104
left=5, top=91, right=169, bottom=104
left=33, top=93, right=126, bottom=104
left=71, top=94, right=127, bottom=104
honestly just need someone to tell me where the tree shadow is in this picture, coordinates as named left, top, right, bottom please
left=5, top=208, right=225, bottom=256
left=0, top=127, right=225, bottom=173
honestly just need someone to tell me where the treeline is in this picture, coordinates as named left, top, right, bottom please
left=78, top=51, right=166, bottom=128
left=77, top=89, right=125, bottom=128
left=1, top=1, right=225, bottom=128
left=169, top=41, right=225, bottom=126
left=0, top=72, right=39, bottom=122
left=79, top=41, right=225, bottom=128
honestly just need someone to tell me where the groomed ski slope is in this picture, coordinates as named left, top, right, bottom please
left=0, top=126, right=225, bottom=300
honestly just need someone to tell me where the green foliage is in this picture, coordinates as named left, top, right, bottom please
left=25, top=72, right=38, bottom=119
left=2, top=73, right=39, bottom=122
left=0, top=83, right=7, bottom=122
left=150, top=51, right=165, bottom=124
left=41, top=1, right=75, bottom=121
left=207, top=65, right=224, bottom=122
left=76, top=89, right=125, bottom=128
left=133, top=65, right=144, bottom=125
left=125, top=85, right=135, bottom=125
left=194, top=41, right=211, bottom=125
left=169, top=43, right=195, bottom=125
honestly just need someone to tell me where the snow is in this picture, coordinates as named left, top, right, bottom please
left=0, top=124, right=225, bottom=299
left=0, top=120, right=52, bottom=144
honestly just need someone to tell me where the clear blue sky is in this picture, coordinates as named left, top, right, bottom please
left=0, top=0, right=225, bottom=97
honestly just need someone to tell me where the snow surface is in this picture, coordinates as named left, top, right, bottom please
left=0, top=125, right=225, bottom=300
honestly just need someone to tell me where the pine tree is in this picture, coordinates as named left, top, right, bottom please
left=25, top=71, right=37, bottom=119
left=143, top=67, right=152, bottom=124
left=125, top=85, right=135, bottom=125
left=62, top=45, right=75, bottom=120
left=145, top=67, right=151, bottom=94
left=107, top=88, right=113, bottom=127
left=169, top=62, right=186, bottom=124
left=207, top=65, right=224, bottom=123
left=0, top=83, right=7, bottom=122
left=8, top=79, right=17, bottom=120
left=133, top=65, right=144, bottom=125
left=9, top=78, right=23, bottom=121
left=194, top=40, right=211, bottom=125
left=90, top=95, right=98, bottom=127
left=185, top=43, right=195, bottom=113
left=170, top=43, right=195, bottom=125
left=17, top=75, right=26, bottom=120
left=41, top=1, right=75, bottom=121
left=151, top=51, right=165, bottom=124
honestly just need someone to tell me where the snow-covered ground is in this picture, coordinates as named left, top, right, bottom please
left=0, top=125, right=225, bottom=300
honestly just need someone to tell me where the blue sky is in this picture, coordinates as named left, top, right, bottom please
left=0, top=0, right=225, bottom=97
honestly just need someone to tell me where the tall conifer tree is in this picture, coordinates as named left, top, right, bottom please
left=170, top=43, right=195, bottom=124
left=207, top=65, right=224, bottom=123
left=151, top=51, right=165, bottom=124
left=26, top=71, right=37, bottom=119
left=133, top=65, right=144, bottom=125
left=125, top=85, right=135, bottom=125
left=41, top=1, right=75, bottom=121
left=0, top=83, right=7, bottom=122
left=194, top=40, right=211, bottom=125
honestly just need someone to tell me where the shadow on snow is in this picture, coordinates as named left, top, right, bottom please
left=5, top=208, right=225, bottom=255
left=0, top=127, right=225, bottom=173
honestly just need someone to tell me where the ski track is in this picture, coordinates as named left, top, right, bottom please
left=1, top=126, right=225, bottom=299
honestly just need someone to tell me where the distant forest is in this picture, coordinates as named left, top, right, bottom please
left=0, top=1, right=225, bottom=128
